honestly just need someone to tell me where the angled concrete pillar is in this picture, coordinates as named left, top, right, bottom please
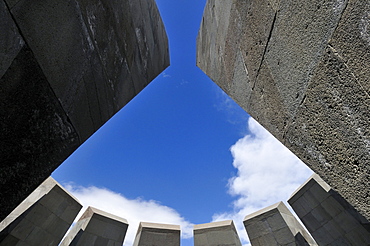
left=197, top=0, right=370, bottom=222
left=288, top=174, right=370, bottom=245
left=60, top=206, right=128, bottom=246
left=0, top=177, right=82, bottom=246
left=243, top=202, right=317, bottom=246
left=194, top=220, right=242, bottom=246
left=133, top=222, right=180, bottom=246
left=0, top=0, right=169, bottom=222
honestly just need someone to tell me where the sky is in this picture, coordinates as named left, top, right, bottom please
left=52, top=1, right=313, bottom=245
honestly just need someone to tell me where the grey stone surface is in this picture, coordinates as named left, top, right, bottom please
left=243, top=202, right=317, bottom=246
left=0, top=177, right=82, bottom=246
left=197, top=0, right=370, bottom=221
left=0, top=0, right=169, bottom=221
left=60, top=206, right=128, bottom=246
left=288, top=174, right=370, bottom=245
left=193, top=220, right=242, bottom=246
left=133, top=222, right=180, bottom=246
left=0, top=0, right=24, bottom=79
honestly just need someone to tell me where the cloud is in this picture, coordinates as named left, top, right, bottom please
left=162, top=72, right=171, bottom=78
left=212, top=117, right=313, bottom=245
left=64, top=185, right=193, bottom=245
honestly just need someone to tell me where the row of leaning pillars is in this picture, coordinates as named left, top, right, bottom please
left=1, top=174, right=369, bottom=245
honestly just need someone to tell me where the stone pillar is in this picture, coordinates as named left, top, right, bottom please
left=0, top=0, right=169, bottom=222
left=288, top=173, right=370, bottom=245
left=194, top=220, right=242, bottom=246
left=243, top=201, right=317, bottom=246
left=60, top=206, right=128, bottom=246
left=133, top=222, right=180, bottom=246
left=0, top=177, right=82, bottom=245
left=197, top=0, right=370, bottom=221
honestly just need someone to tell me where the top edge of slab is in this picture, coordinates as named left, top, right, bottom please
left=84, top=206, right=128, bottom=224
left=194, top=220, right=234, bottom=230
left=243, top=201, right=285, bottom=221
left=139, top=222, right=180, bottom=231
left=50, top=177, right=81, bottom=204
left=288, top=173, right=331, bottom=202
left=0, top=176, right=80, bottom=230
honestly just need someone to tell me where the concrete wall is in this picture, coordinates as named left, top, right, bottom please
left=60, top=206, right=128, bottom=246
left=0, top=0, right=169, bottom=221
left=133, top=222, right=180, bottom=246
left=288, top=174, right=370, bottom=245
left=243, top=202, right=317, bottom=246
left=194, top=220, right=242, bottom=246
left=0, top=177, right=82, bottom=246
left=197, top=0, right=370, bottom=221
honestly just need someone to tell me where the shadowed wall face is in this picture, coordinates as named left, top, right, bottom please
left=60, top=207, right=128, bottom=246
left=193, top=220, right=242, bottom=246
left=133, top=222, right=180, bottom=246
left=0, top=0, right=169, bottom=221
left=288, top=174, right=370, bottom=245
left=197, top=0, right=370, bottom=221
left=0, top=177, right=82, bottom=246
left=243, top=202, right=317, bottom=246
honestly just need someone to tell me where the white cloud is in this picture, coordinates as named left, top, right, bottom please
left=162, top=72, right=171, bottom=78
left=64, top=185, right=193, bottom=246
left=212, top=117, right=313, bottom=245
left=61, top=117, right=312, bottom=246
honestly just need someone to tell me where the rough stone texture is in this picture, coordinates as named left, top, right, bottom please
left=243, top=202, right=317, bottom=246
left=133, top=222, right=180, bottom=246
left=288, top=174, right=370, bottom=245
left=197, top=0, right=370, bottom=220
left=193, top=220, right=242, bottom=246
left=0, top=0, right=169, bottom=221
left=0, top=177, right=82, bottom=246
left=60, top=206, right=128, bottom=246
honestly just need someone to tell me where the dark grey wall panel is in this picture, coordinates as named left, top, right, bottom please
left=0, top=0, right=169, bottom=221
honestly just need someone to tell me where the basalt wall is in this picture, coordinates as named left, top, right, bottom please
left=197, top=0, right=369, bottom=220
left=0, top=0, right=169, bottom=221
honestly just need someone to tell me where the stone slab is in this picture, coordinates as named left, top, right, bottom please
left=243, top=202, right=317, bottom=246
left=288, top=174, right=370, bottom=245
left=0, top=44, right=80, bottom=223
left=0, top=0, right=169, bottom=222
left=194, top=220, right=242, bottom=246
left=133, top=222, right=180, bottom=246
left=60, top=206, right=128, bottom=246
left=0, top=177, right=82, bottom=246
left=0, top=0, right=24, bottom=79
left=197, top=0, right=370, bottom=221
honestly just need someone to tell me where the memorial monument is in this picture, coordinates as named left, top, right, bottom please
left=243, top=202, right=317, bottom=246
left=0, top=177, right=82, bottom=246
left=133, top=222, right=180, bottom=246
left=60, top=206, right=129, bottom=246
left=289, top=174, right=370, bottom=245
left=193, top=220, right=242, bottom=246
left=0, top=0, right=169, bottom=221
left=197, top=0, right=370, bottom=221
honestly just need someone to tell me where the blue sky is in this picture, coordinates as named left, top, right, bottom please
left=52, top=1, right=313, bottom=245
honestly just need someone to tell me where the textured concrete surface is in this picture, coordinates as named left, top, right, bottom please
left=289, top=174, right=370, bottom=245
left=133, top=222, right=180, bottom=246
left=0, top=0, right=169, bottom=221
left=243, top=202, right=317, bottom=246
left=60, top=206, right=128, bottom=246
left=0, top=177, right=82, bottom=246
left=194, top=220, right=242, bottom=246
left=197, top=0, right=370, bottom=221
